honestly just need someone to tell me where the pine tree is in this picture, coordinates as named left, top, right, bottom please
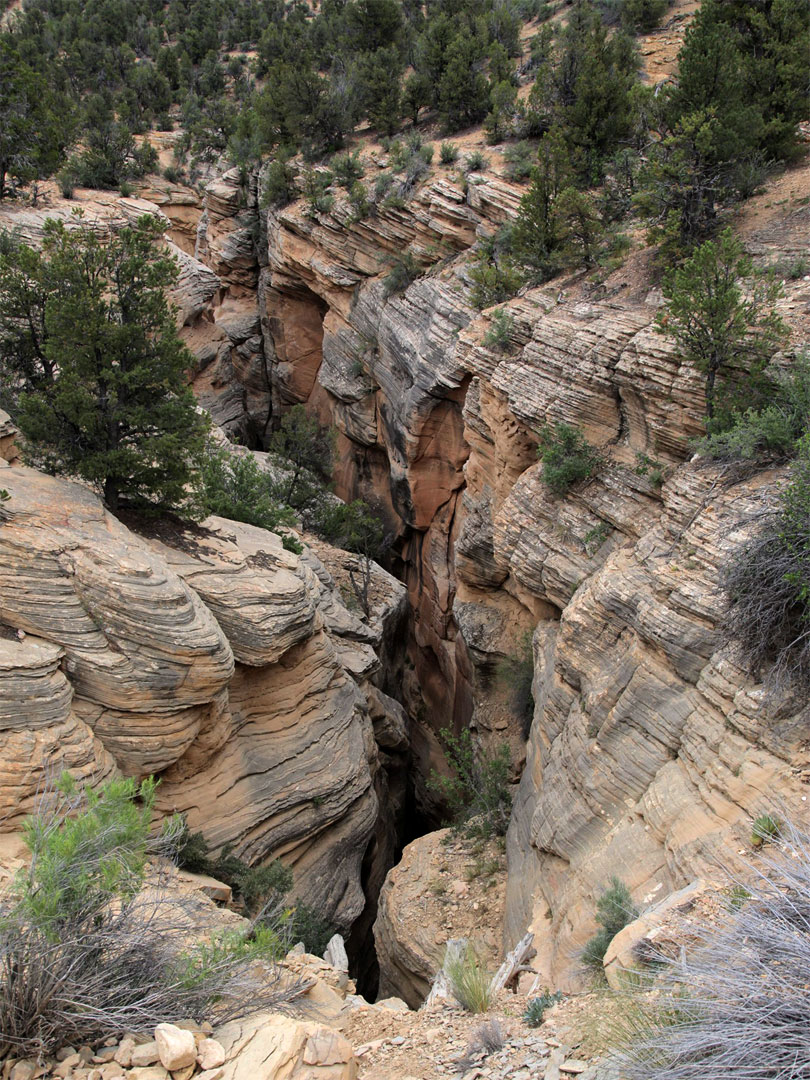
left=713, top=0, right=810, bottom=161
left=512, top=126, right=575, bottom=276
left=0, top=214, right=208, bottom=513
left=437, top=33, right=491, bottom=132
left=357, top=46, right=403, bottom=135
left=0, top=37, right=67, bottom=198
left=658, top=228, right=787, bottom=422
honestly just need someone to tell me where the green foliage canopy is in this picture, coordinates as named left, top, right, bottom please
left=0, top=214, right=209, bottom=513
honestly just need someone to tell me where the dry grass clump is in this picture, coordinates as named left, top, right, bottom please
left=0, top=775, right=307, bottom=1059
left=614, top=820, right=810, bottom=1079
left=446, top=941, right=492, bottom=1013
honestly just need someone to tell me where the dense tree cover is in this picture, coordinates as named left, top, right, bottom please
left=0, top=0, right=806, bottom=304
left=638, top=0, right=810, bottom=251
left=0, top=215, right=208, bottom=512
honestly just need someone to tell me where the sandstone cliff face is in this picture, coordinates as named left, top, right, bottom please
left=185, top=153, right=810, bottom=993
left=0, top=461, right=407, bottom=929
left=2, top=148, right=809, bottom=998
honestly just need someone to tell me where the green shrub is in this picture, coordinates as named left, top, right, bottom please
left=634, top=452, right=665, bottom=486
left=0, top=776, right=304, bottom=1058
left=537, top=422, right=602, bottom=495
left=446, top=941, right=492, bottom=1013
left=348, top=180, right=371, bottom=220
left=470, top=257, right=524, bottom=309
left=695, top=356, right=810, bottom=462
left=262, top=157, right=296, bottom=209
left=464, top=150, right=487, bottom=173
left=383, top=251, right=421, bottom=296
left=440, top=142, right=459, bottom=164
left=598, top=0, right=670, bottom=31
left=482, top=308, right=516, bottom=351
left=198, top=445, right=297, bottom=534
left=428, top=728, right=512, bottom=838
left=288, top=901, right=336, bottom=956
left=331, top=151, right=365, bottom=189
left=177, top=924, right=288, bottom=991
left=374, top=173, right=394, bottom=200
left=175, top=819, right=293, bottom=918
left=767, top=255, right=810, bottom=282
left=515, top=0, right=553, bottom=19
left=583, top=520, right=612, bottom=555
left=19, top=774, right=157, bottom=933
left=524, top=989, right=563, bottom=1026
left=751, top=813, right=782, bottom=847
left=582, top=877, right=638, bottom=971
left=658, top=229, right=787, bottom=424
left=503, top=140, right=536, bottom=182
left=56, top=169, right=75, bottom=199
left=267, top=404, right=335, bottom=509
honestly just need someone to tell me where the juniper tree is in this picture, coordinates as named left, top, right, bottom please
left=658, top=228, right=786, bottom=422
left=0, top=214, right=208, bottom=513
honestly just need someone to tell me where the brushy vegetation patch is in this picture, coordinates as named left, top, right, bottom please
left=429, top=728, right=512, bottom=839
left=722, top=437, right=810, bottom=698
left=537, top=422, right=602, bottom=496
left=0, top=776, right=306, bottom=1059
left=582, top=877, right=638, bottom=971
left=614, top=822, right=810, bottom=1080
left=173, top=817, right=336, bottom=955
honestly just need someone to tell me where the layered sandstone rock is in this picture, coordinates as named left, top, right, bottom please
left=215, top=1012, right=358, bottom=1080
left=232, top=155, right=810, bottom=992
left=374, top=829, right=507, bottom=1008
left=0, top=463, right=407, bottom=928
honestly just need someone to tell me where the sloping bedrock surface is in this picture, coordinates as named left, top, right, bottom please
left=0, top=467, right=234, bottom=776
left=156, top=629, right=378, bottom=928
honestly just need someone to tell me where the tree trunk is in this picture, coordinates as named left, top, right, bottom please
left=104, top=478, right=119, bottom=513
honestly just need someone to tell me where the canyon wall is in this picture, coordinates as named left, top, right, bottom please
left=188, top=157, right=810, bottom=987
left=0, top=437, right=408, bottom=930
left=1, top=151, right=809, bottom=992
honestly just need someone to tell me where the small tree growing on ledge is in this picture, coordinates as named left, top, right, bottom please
left=658, top=228, right=786, bottom=424
left=537, top=421, right=602, bottom=495
left=429, top=727, right=512, bottom=838
left=0, top=213, right=208, bottom=514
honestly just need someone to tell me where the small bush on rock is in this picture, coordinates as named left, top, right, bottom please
left=383, top=251, right=422, bottom=296
left=582, top=877, right=638, bottom=970
left=482, top=308, right=516, bottom=352
left=537, top=422, right=602, bottom=495
left=429, top=728, right=512, bottom=838
left=198, top=445, right=297, bottom=534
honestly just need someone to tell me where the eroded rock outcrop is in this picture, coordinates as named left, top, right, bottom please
left=0, top=462, right=407, bottom=928
left=198, top=151, right=810, bottom=993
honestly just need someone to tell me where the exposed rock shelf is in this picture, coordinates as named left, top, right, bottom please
left=0, top=458, right=407, bottom=930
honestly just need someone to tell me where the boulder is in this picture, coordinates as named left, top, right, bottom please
left=154, top=1024, right=197, bottom=1071
left=215, top=1012, right=357, bottom=1079
left=603, top=879, right=710, bottom=990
